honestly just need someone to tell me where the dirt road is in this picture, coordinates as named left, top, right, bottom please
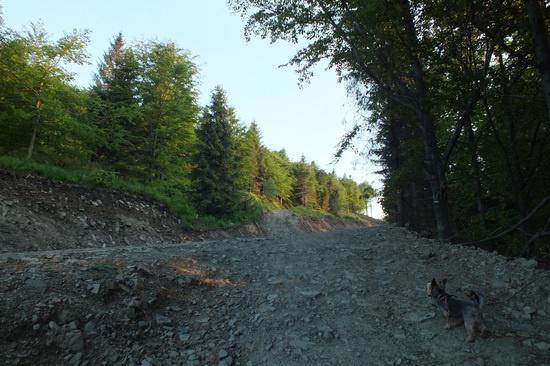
left=1, top=214, right=550, bottom=365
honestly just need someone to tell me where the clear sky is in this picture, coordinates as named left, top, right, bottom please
left=2, top=0, right=384, bottom=218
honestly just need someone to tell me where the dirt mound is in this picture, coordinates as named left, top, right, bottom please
left=262, top=209, right=377, bottom=237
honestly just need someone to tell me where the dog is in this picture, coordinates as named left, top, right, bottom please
left=426, top=278, right=486, bottom=342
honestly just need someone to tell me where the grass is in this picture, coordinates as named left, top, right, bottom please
left=290, top=205, right=334, bottom=219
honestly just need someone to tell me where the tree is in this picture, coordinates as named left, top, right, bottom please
left=192, top=87, right=243, bottom=216
left=241, top=122, right=266, bottom=194
left=0, top=23, right=90, bottom=161
left=291, top=156, right=318, bottom=208
left=264, top=149, right=294, bottom=205
left=138, top=41, right=199, bottom=185
left=232, top=0, right=453, bottom=238
left=90, top=34, right=143, bottom=175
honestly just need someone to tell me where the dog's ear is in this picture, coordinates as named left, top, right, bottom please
left=440, top=279, right=447, bottom=289
left=431, top=278, right=438, bottom=288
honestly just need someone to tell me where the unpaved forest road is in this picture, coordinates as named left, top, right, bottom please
left=1, top=214, right=550, bottom=365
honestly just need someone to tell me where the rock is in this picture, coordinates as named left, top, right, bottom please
left=136, top=264, right=153, bottom=277
left=24, top=278, right=48, bottom=294
left=218, top=350, right=229, bottom=359
left=48, top=321, right=60, bottom=333
left=89, top=283, right=100, bottom=295
left=403, top=311, right=435, bottom=323
left=141, top=358, right=155, bottom=366
left=317, top=324, right=334, bottom=339
left=299, top=290, right=322, bottom=298
left=196, top=316, right=210, bottom=324
left=218, top=356, right=233, bottom=366
left=84, top=321, right=98, bottom=337
left=517, top=258, right=538, bottom=269
left=58, top=309, right=76, bottom=325
left=68, top=352, right=82, bottom=366
left=62, top=330, right=84, bottom=353
left=535, top=341, right=550, bottom=351
left=523, top=306, right=536, bottom=319
left=259, top=304, right=276, bottom=313
left=155, top=314, right=172, bottom=326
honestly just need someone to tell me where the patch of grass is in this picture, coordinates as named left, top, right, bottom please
left=290, top=205, right=333, bottom=219
left=192, top=194, right=272, bottom=230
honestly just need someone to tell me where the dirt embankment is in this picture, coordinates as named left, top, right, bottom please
left=0, top=170, right=269, bottom=253
left=0, top=170, right=374, bottom=254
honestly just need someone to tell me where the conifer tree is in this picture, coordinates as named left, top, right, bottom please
left=291, top=156, right=318, bottom=208
left=90, top=34, right=142, bottom=174
left=264, top=149, right=294, bottom=205
left=192, top=86, right=243, bottom=216
left=241, top=122, right=266, bottom=194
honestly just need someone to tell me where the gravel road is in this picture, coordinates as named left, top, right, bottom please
left=1, top=213, right=549, bottom=365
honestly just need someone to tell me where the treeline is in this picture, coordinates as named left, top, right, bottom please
left=233, top=0, right=550, bottom=258
left=0, top=21, right=373, bottom=221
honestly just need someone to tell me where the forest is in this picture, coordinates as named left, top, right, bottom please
left=231, top=0, right=550, bottom=260
left=0, top=20, right=373, bottom=227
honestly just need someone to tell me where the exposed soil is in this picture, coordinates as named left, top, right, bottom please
left=1, top=172, right=549, bottom=366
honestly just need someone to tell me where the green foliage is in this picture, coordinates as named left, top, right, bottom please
left=192, top=86, right=244, bottom=217
left=0, top=23, right=92, bottom=162
left=290, top=205, right=332, bottom=219
left=240, top=122, right=266, bottom=194
left=137, top=41, right=199, bottom=185
left=0, top=15, right=372, bottom=231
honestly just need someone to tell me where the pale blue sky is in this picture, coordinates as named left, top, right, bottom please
left=3, top=0, right=383, bottom=217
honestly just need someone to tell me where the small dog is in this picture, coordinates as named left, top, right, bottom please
left=426, top=278, right=486, bottom=342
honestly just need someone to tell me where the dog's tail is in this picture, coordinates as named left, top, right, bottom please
left=468, top=290, right=484, bottom=310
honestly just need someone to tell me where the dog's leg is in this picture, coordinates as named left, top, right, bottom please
left=464, top=317, right=476, bottom=342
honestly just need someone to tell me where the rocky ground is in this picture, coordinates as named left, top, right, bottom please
left=1, top=172, right=550, bottom=365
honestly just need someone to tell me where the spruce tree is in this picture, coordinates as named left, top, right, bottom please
left=241, top=122, right=266, bottom=194
left=90, top=33, right=142, bottom=172
left=192, top=87, right=243, bottom=216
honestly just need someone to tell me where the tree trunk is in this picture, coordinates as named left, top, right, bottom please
left=465, top=116, right=486, bottom=228
left=26, top=125, right=38, bottom=160
left=400, top=0, right=452, bottom=239
left=26, top=100, right=42, bottom=160
left=524, top=0, right=550, bottom=120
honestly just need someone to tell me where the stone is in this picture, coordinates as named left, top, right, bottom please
left=24, top=278, right=48, bottom=294
left=155, top=314, right=172, bottom=326
left=535, top=341, right=550, bottom=351
left=523, top=306, right=536, bottom=317
left=299, top=290, right=322, bottom=298
left=219, top=350, right=229, bottom=359
left=403, top=311, right=435, bottom=323
left=89, top=283, right=100, bottom=295
left=48, top=321, right=60, bottom=333
left=62, top=330, right=84, bottom=353
left=141, top=358, right=154, bottom=366
left=68, top=352, right=82, bottom=366
left=84, top=321, right=98, bottom=337
left=218, top=357, right=233, bottom=366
